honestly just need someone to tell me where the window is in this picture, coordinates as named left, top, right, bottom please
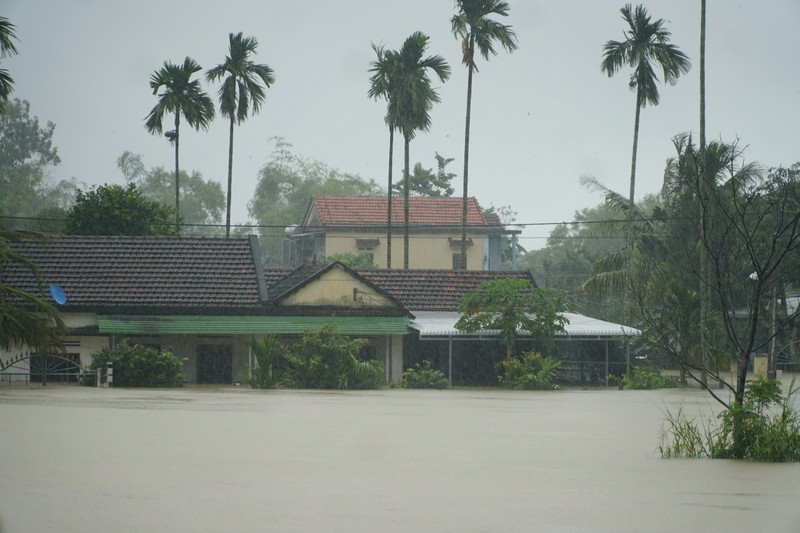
left=452, top=253, right=467, bottom=270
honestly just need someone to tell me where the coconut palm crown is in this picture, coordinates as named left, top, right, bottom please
left=145, top=57, right=215, bottom=229
left=451, top=0, right=518, bottom=269
left=207, top=32, right=275, bottom=237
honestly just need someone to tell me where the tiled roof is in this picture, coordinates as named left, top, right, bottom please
left=357, top=269, right=537, bottom=311
left=6, top=236, right=266, bottom=314
left=305, top=196, right=491, bottom=228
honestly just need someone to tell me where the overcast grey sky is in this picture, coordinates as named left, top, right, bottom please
left=5, top=1, right=799, bottom=249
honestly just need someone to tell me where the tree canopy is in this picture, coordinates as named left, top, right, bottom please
left=64, top=183, right=178, bottom=236
left=0, top=99, right=77, bottom=230
left=248, top=138, right=382, bottom=261
left=117, top=151, right=224, bottom=235
left=455, top=277, right=570, bottom=359
left=392, top=152, right=456, bottom=197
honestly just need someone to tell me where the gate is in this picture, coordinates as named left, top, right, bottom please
left=0, top=353, right=89, bottom=385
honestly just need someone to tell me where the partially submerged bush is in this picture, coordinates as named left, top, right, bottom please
left=498, top=351, right=560, bottom=390
left=401, top=360, right=449, bottom=389
left=284, top=324, right=384, bottom=390
left=621, top=364, right=677, bottom=390
left=247, top=335, right=287, bottom=389
left=660, top=377, right=800, bottom=461
left=89, top=341, right=185, bottom=387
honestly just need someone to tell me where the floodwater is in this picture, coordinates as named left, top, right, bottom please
left=1, top=385, right=799, bottom=533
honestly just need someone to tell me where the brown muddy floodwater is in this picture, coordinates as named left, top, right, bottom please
left=1, top=385, right=799, bottom=532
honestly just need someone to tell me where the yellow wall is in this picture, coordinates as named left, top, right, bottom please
left=281, top=268, right=396, bottom=308
left=323, top=230, right=486, bottom=270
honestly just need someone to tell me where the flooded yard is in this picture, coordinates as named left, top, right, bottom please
left=1, top=385, right=799, bottom=532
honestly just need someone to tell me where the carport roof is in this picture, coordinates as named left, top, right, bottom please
left=409, top=311, right=640, bottom=339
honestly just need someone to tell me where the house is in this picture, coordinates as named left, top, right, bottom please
left=2, top=236, right=409, bottom=384
left=356, top=269, right=640, bottom=386
left=3, top=235, right=637, bottom=386
left=284, top=195, right=520, bottom=270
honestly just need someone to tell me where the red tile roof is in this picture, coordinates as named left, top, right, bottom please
left=305, top=196, right=490, bottom=227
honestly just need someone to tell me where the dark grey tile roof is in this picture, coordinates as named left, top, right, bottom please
left=357, top=269, right=537, bottom=311
left=5, top=236, right=266, bottom=314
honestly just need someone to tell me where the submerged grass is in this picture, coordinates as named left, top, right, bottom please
left=660, top=378, right=800, bottom=461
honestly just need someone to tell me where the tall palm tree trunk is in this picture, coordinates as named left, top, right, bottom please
left=698, top=0, right=709, bottom=388
left=460, top=43, right=475, bottom=271
left=624, top=88, right=643, bottom=373
left=225, top=115, right=235, bottom=238
left=386, top=126, right=394, bottom=269
left=174, top=114, right=181, bottom=232
left=403, top=133, right=410, bottom=269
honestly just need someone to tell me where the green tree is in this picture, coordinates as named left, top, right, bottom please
left=455, top=278, right=569, bottom=359
left=283, top=323, right=384, bottom=390
left=0, top=99, right=62, bottom=228
left=0, top=228, right=65, bottom=352
left=64, top=183, right=178, bottom=236
left=117, top=151, right=225, bottom=235
left=452, top=0, right=518, bottom=269
left=145, top=57, right=215, bottom=230
left=368, top=43, right=402, bottom=268
left=0, top=16, right=19, bottom=111
left=88, top=341, right=184, bottom=387
left=322, top=252, right=378, bottom=270
left=601, top=3, right=690, bottom=330
left=391, top=31, right=450, bottom=268
left=207, top=32, right=275, bottom=238
left=392, top=152, right=456, bottom=197
left=248, top=138, right=382, bottom=261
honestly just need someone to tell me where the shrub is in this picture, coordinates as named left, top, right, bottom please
left=660, top=377, right=800, bottom=461
left=401, top=360, right=449, bottom=389
left=621, top=364, right=676, bottom=390
left=247, top=335, right=287, bottom=389
left=498, top=351, right=560, bottom=390
left=284, top=324, right=384, bottom=390
left=88, top=341, right=185, bottom=387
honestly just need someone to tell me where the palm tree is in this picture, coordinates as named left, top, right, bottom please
left=601, top=4, right=690, bottom=361
left=0, top=17, right=19, bottom=112
left=601, top=3, right=690, bottom=222
left=207, top=32, right=275, bottom=237
left=145, top=57, right=215, bottom=230
left=451, top=0, right=518, bottom=270
left=391, top=32, right=450, bottom=269
left=368, top=43, right=401, bottom=268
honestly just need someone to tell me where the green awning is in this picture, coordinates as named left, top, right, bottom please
left=96, top=315, right=410, bottom=335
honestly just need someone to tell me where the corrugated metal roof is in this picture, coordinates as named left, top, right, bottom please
left=409, top=311, right=640, bottom=338
left=97, top=315, right=410, bottom=335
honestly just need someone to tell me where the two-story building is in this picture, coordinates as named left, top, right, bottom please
left=283, top=195, right=520, bottom=270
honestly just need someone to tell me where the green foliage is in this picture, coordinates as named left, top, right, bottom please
left=64, top=183, right=178, bottom=236
left=456, top=278, right=570, bottom=359
left=322, top=252, right=378, bottom=270
left=0, top=99, right=71, bottom=229
left=0, top=228, right=66, bottom=350
left=283, top=323, right=384, bottom=390
left=401, top=360, right=449, bottom=389
left=118, top=151, right=224, bottom=234
left=89, top=340, right=185, bottom=387
left=0, top=16, right=19, bottom=111
left=660, top=378, right=800, bottom=461
left=620, top=364, right=677, bottom=390
left=207, top=32, right=276, bottom=237
left=247, top=335, right=287, bottom=389
left=249, top=138, right=382, bottom=259
left=392, top=152, right=456, bottom=197
left=498, top=351, right=561, bottom=390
